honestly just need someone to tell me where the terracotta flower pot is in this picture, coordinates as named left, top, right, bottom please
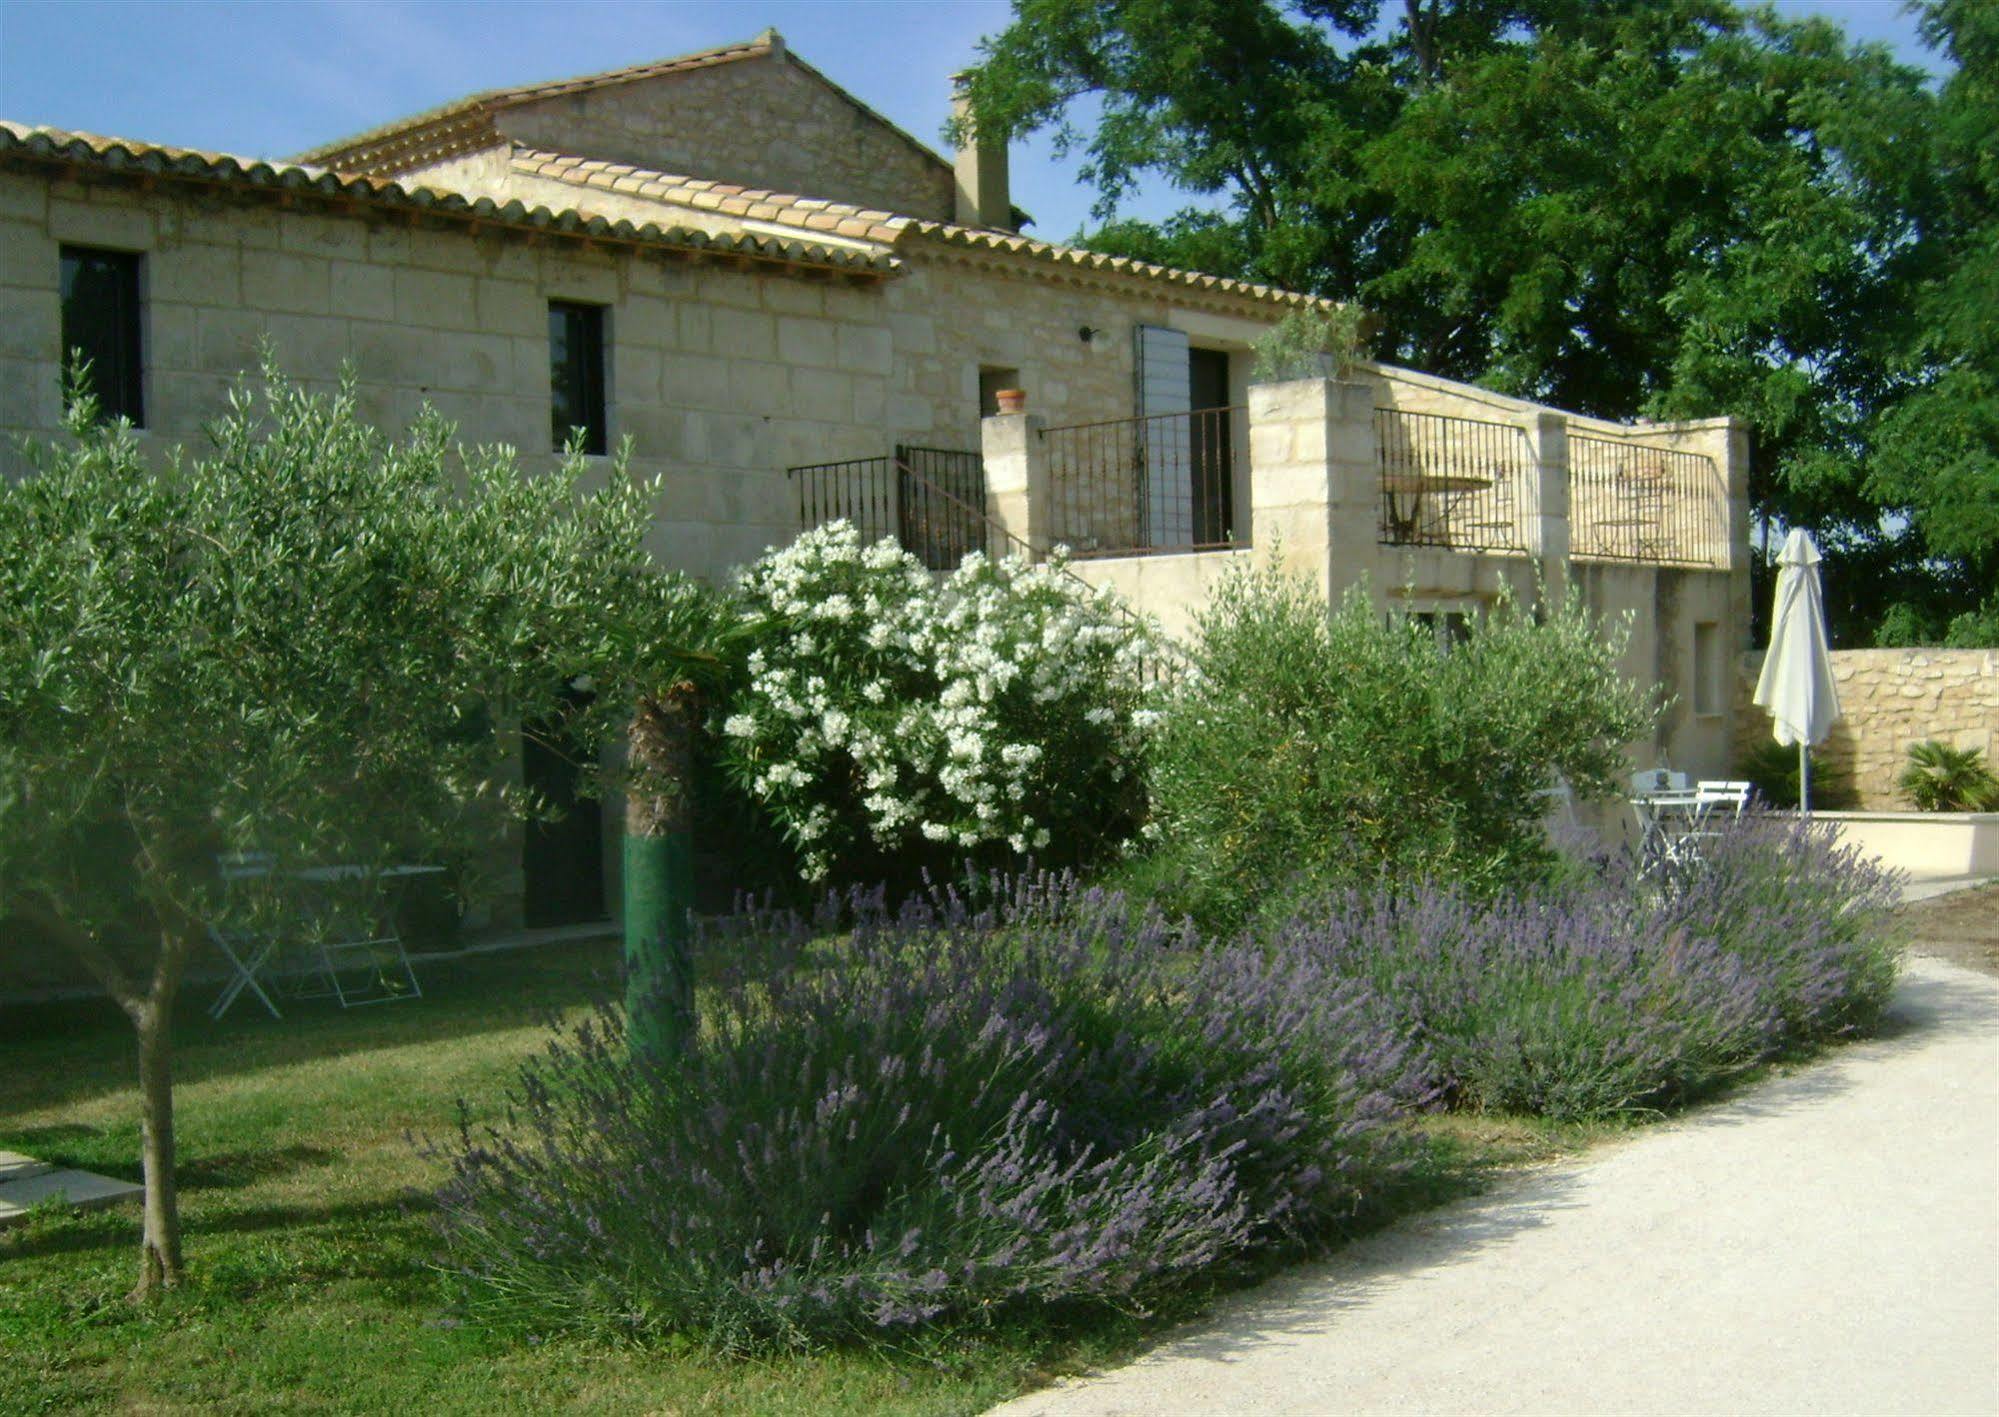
left=994, top=388, right=1027, bottom=414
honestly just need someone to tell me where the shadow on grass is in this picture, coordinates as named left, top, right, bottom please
left=3, top=1191, right=425, bottom=1266
left=6, top=1121, right=102, bottom=1146
left=1, top=934, right=819, bottom=1119
left=179, top=1142, right=340, bottom=1190
left=0, top=940, right=626, bottom=1114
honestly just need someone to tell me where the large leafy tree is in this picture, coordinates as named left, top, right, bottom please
left=961, top=0, right=1992, bottom=643
left=1862, top=0, right=1999, bottom=645
left=0, top=369, right=708, bottom=1294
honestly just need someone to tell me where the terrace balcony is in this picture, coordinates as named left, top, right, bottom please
left=786, top=367, right=1748, bottom=644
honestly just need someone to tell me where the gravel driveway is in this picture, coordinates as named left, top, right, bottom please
left=995, top=951, right=1999, bottom=1417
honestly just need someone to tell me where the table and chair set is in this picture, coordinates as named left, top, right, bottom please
left=1627, top=770, right=1754, bottom=881
left=206, top=855, right=439, bottom=1020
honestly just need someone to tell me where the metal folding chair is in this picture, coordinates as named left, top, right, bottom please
left=207, top=854, right=285, bottom=1021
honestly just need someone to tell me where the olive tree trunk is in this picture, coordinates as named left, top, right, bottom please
left=623, top=682, right=700, bottom=1062
left=132, top=979, right=184, bottom=1294
left=47, top=906, right=194, bottom=1297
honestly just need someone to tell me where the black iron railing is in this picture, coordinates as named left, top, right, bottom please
left=1375, top=408, right=1531, bottom=553
left=788, top=447, right=991, bottom=572
left=1041, top=406, right=1244, bottom=557
left=788, top=445, right=1191, bottom=684
left=895, top=445, right=989, bottom=571
left=1568, top=435, right=1727, bottom=568
left=791, top=453, right=897, bottom=546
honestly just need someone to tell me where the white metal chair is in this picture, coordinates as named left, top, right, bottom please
left=1665, top=780, right=1755, bottom=873
left=207, top=854, right=286, bottom=1021
left=1694, top=780, right=1754, bottom=816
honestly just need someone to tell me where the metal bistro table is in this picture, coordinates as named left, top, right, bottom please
left=207, top=861, right=442, bottom=1020
left=1381, top=470, right=1494, bottom=546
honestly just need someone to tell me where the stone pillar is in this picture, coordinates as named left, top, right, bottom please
left=1523, top=410, right=1571, bottom=606
left=1247, top=377, right=1376, bottom=601
left=980, top=411, right=1047, bottom=557
left=1718, top=417, right=1753, bottom=653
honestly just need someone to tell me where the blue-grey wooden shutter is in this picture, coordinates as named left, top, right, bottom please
left=1134, top=324, right=1192, bottom=547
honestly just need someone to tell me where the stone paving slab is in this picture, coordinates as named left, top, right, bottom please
left=0, top=1162, right=143, bottom=1227
left=0, top=1149, right=56, bottom=1182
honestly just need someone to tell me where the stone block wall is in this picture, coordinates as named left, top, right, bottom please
left=0, top=172, right=1295, bottom=586
left=496, top=49, right=957, bottom=222
left=1735, top=648, right=1999, bottom=808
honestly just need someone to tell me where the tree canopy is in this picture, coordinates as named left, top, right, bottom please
left=960, top=0, right=1996, bottom=644
left=0, top=367, right=710, bottom=1291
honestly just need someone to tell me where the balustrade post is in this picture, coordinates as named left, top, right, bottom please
left=1524, top=410, right=1571, bottom=606
left=1717, top=417, right=1753, bottom=651
left=981, top=411, right=1047, bottom=558
left=1248, top=378, right=1376, bottom=601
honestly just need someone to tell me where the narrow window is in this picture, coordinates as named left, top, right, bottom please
left=1398, top=605, right=1475, bottom=652
left=59, top=246, right=144, bottom=426
left=548, top=301, right=607, bottom=454
left=1693, top=620, right=1721, bottom=716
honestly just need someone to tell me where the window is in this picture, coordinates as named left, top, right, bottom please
left=1693, top=620, right=1721, bottom=716
left=548, top=301, right=607, bottom=454
left=59, top=246, right=144, bottom=426
left=1393, top=604, right=1477, bottom=652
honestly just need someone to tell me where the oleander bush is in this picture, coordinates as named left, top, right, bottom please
left=430, top=878, right=1432, bottom=1352
left=1277, top=814, right=1903, bottom=1120
left=719, top=522, right=1157, bottom=886
left=1137, top=563, right=1656, bottom=929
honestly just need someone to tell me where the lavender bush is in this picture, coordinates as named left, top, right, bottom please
left=1279, top=814, right=1904, bottom=1120
left=1655, top=814, right=1905, bottom=1044
left=430, top=879, right=1431, bottom=1351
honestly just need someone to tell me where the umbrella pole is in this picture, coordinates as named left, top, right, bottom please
left=1800, top=742, right=1811, bottom=816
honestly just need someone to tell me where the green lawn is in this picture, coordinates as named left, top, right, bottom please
left=0, top=939, right=1592, bottom=1415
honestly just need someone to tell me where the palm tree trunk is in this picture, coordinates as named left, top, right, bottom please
left=623, top=681, right=700, bottom=1061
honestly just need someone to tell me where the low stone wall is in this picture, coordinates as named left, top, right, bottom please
left=1735, top=648, right=1999, bottom=809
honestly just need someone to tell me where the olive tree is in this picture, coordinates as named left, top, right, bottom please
left=0, top=369, right=706, bottom=1295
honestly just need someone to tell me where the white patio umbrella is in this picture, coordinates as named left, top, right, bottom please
left=1752, top=528, right=1842, bottom=813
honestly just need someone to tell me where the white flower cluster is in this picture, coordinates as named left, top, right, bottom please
left=723, top=520, right=1158, bottom=880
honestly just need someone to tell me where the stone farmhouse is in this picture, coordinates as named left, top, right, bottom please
left=0, top=30, right=1750, bottom=931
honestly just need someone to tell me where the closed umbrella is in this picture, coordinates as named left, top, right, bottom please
left=1752, top=528, right=1841, bottom=812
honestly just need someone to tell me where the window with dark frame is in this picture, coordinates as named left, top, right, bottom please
left=1397, top=607, right=1476, bottom=652
left=59, top=246, right=145, bottom=427
left=548, top=300, right=607, bottom=454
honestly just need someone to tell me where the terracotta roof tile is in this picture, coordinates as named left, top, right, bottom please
left=0, top=121, right=902, bottom=279
left=505, top=144, right=1339, bottom=309
left=509, top=148, right=912, bottom=246
left=903, top=221, right=1341, bottom=310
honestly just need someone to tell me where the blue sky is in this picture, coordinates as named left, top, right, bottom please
left=0, top=0, right=1942, bottom=240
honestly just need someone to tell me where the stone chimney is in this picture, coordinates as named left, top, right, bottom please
left=950, top=74, right=1013, bottom=232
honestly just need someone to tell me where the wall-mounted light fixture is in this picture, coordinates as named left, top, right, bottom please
left=1077, top=325, right=1102, bottom=344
